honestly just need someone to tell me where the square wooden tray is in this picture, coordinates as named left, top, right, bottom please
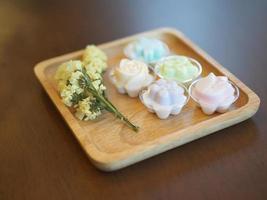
left=34, top=28, right=260, bottom=171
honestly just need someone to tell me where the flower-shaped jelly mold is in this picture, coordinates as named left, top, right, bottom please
left=189, top=73, right=239, bottom=115
left=140, top=79, right=189, bottom=119
left=124, top=37, right=169, bottom=64
left=109, top=59, right=154, bottom=97
left=154, top=55, right=202, bottom=85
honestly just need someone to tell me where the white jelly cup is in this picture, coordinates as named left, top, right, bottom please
left=139, top=80, right=190, bottom=117
left=188, top=78, right=240, bottom=108
left=109, top=65, right=157, bottom=98
left=124, top=39, right=170, bottom=65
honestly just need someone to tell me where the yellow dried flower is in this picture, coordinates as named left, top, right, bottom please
left=60, top=85, right=74, bottom=107
left=54, top=45, right=138, bottom=131
left=75, top=96, right=102, bottom=120
left=82, top=45, right=107, bottom=73
left=85, top=65, right=102, bottom=80
left=54, top=60, right=83, bottom=91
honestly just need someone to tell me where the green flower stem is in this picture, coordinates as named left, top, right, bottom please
left=81, top=68, right=139, bottom=132
left=103, top=98, right=139, bottom=132
left=90, top=89, right=139, bottom=132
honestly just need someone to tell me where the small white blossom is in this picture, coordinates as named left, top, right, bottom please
left=83, top=45, right=107, bottom=63
left=85, top=65, right=102, bottom=80
left=54, top=60, right=83, bottom=91
left=75, top=97, right=102, bottom=120
left=82, top=45, right=107, bottom=73
left=60, top=85, right=74, bottom=107
left=86, top=59, right=107, bottom=73
left=69, top=71, right=84, bottom=94
left=99, top=84, right=106, bottom=91
left=91, top=80, right=106, bottom=93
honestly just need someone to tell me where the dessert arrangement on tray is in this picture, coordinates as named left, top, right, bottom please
left=54, top=38, right=239, bottom=129
left=34, top=28, right=260, bottom=171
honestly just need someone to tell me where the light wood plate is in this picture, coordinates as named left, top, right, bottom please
left=34, top=28, right=260, bottom=171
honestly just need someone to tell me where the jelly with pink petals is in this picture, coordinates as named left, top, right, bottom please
left=190, top=73, right=237, bottom=115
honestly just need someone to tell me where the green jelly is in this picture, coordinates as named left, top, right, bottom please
left=157, top=56, right=199, bottom=83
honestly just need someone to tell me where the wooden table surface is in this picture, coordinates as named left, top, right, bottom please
left=0, top=0, right=266, bottom=199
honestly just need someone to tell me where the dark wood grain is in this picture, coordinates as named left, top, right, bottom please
left=0, top=0, right=266, bottom=199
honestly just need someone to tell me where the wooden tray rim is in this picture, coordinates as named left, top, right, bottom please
left=34, top=27, right=260, bottom=171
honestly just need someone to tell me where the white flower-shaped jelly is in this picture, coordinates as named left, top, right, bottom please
left=124, top=37, right=169, bottom=63
left=189, top=73, right=239, bottom=115
left=140, top=79, right=188, bottom=119
left=110, top=59, right=154, bottom=97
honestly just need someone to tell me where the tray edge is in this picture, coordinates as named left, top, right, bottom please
left=34, top=27, right=260, bottom=171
